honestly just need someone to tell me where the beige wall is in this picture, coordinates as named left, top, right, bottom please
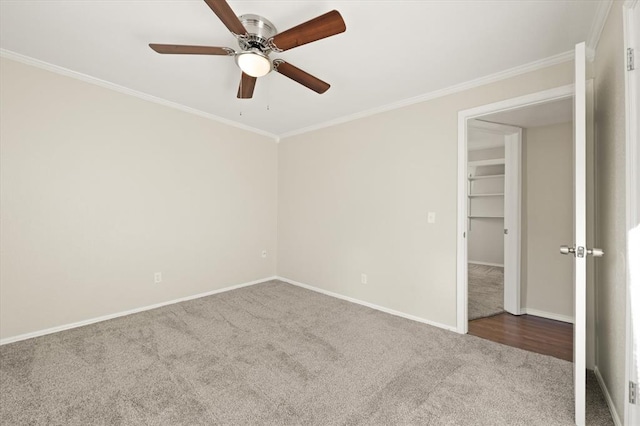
left=0, top=58, right=278, bottom=340
left=594, top=1, right=627, bottom=422
left=467, top=218, right=504, bottom=266
left=277, top=61, right=575, bottom=328
left=521, top=123, right=573, bottom=319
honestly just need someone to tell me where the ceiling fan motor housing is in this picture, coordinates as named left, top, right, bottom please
left=237, top=14, right=277, bottom=52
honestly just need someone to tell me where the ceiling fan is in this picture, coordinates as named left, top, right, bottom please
left=149, top=0, right=346, bottom=99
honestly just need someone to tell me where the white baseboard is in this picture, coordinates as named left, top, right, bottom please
left=521, top=308, right=574, bottom=324
left=468, top=261, right=504, bottom=267
left=594, top=366, right=623, bottom=426
left=0, top=276, right=277, bottom=346
left=276, top=276, right=458, bottom=333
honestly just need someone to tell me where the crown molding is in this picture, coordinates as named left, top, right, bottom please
left=586, top=0, right=614, bottom=61
left=279, top=49, right=574, bottom=140
left=2, top=46, right=576, bottom=143
left=0, top=49, right=280, bottom=142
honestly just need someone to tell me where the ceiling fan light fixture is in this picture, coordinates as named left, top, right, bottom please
left=235, top=49, right=271, bottom=77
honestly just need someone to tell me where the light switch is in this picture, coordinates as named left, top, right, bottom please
left=428, top=212, right=436, bottom=224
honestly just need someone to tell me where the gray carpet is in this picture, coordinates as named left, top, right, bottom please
left=468, top=263, right=505, bottom=320
left=1, top=280, right=612, bottom=425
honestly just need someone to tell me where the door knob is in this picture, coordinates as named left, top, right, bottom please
left=560, top=245, right=575, bottom=255
left=560, top=245, right=604, bottom=257
left=587, top=247, right=604, bottom=257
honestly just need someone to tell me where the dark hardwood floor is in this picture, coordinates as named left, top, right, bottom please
left=468, top=313, right=573, bottom=362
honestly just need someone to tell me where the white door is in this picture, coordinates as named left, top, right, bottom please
left=573, top=41, right=587, bottom=426
left=560, top=41, right=602, bottom=426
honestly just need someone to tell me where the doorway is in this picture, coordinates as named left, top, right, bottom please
left=459, top=85, right=597, bottom=370
left=465, top=98, right=576, bottom=362
left=456, top=84, right=580, bottom=334
left=465, top=120, right=521, bottom=322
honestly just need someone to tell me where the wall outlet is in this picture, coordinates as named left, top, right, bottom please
left=361, top=273, right=367, bottom=284
left=428, top=212, right=436, bottom=223
left=261, top=250, right=267, bottom=258
left=154, top=272, right=162, bottom=284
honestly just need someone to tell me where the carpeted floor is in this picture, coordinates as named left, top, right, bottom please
left=1, top=280, right=612, bottom=425
left=468, top=263, right=505, bottom=320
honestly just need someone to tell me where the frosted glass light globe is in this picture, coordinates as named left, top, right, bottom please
left=236, top=51, right=271, bottom=77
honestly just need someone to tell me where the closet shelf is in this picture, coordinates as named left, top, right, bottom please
left=468, top=193, right=504, bottom=197
left=467, top=159, right=505, bottom=167
left=467, top=174, right=505, bottom=180
left=468, top=215, right=504, bottom=218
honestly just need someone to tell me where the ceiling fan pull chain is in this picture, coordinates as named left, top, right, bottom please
left=266, top=74, right=271, bottom=111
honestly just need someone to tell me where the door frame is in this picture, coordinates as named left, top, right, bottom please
left=624, top=0, right=639, bottom=424
left=456, top=84, right=575, bottom=334
left=466, top=119, right=522, bottom=315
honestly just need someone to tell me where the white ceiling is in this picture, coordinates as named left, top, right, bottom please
left=468, top=96, right=573, bottom=151
left=0, top=1, right=607, bottom=138
left=467, top=126, right=505, bottom=151
left=479, top=98, right=574, bottom=128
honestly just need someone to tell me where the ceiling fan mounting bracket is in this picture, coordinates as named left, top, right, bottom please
left=267, top=39, right=283, bottom=53
left=235, top=14, right=277, bottom=53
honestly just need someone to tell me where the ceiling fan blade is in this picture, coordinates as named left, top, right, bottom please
left=270, top=10, right=346, bottom=52
left=203, top=0, right=247, bottom=35
left=149, top=44, right=233, bottom=55
left=274, top=60, right=330, bottom=94
left=237, top=72, right=257, bottom=99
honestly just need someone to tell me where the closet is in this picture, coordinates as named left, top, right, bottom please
left=467, top=148, right=505, bottom=266
left=466, top=120, right=521, bottom=317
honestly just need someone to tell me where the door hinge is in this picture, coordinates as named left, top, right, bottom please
left=631, top=381, right=638, bottom=405
left=629, top=48, right=635, bottom=71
